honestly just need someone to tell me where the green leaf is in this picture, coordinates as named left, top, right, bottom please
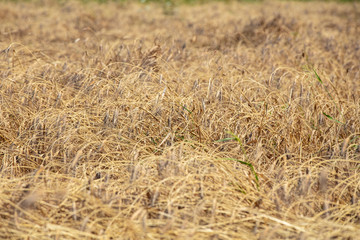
left=226, top=131, right=241, bottom=143
left=215, top=137, right=236, bottom=142
left=225, top=130, right=249, bottom=157
left=322, top=112, right=344, bottom=125
left=222, top=157, right=259, bottom=189
left=183, top=105, right=192, bottom=114
left=313, top=69, right=323, bottom=84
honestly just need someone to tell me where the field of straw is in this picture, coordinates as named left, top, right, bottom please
left=1, top=0, right=359, bottom=239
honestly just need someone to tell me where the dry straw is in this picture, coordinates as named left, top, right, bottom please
left=0, top=1, right=359, bottom=239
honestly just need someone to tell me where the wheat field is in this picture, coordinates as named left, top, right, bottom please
left=0, top=1, right=359, bottom=239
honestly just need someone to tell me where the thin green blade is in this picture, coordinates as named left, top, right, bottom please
left=322, top=112, right=344, bottom=125
left=313, top=69, right=323, bottom=84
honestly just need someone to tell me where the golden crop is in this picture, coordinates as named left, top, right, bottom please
left=0, top=1, right=359, bottom=239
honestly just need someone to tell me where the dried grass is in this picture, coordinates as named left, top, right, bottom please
left=0, top=1, right=359, bottom=239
